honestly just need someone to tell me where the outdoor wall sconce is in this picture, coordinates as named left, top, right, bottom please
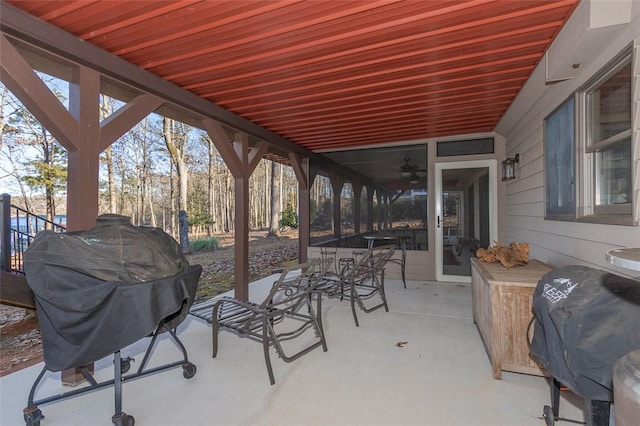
left=501, top=154, right=519, bottom=181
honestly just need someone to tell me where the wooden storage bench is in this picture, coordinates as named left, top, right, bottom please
left=471, top=258, right=550, bottom=379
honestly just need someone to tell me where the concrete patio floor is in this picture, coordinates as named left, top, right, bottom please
left=0, top=277, right=586, bottom=426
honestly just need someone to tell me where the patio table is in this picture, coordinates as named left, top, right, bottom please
left=606, top=246, right=640, bottom=426
left=363, top=233, right=408, bottom=288
left=606, top=247, right=640, bottom=272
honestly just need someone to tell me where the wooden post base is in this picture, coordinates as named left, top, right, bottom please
left=61, top=364, right=94, bottom=386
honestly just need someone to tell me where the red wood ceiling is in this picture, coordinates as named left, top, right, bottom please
left=7, top=0, right=579, bottom=153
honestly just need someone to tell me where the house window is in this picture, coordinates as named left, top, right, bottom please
left=582, top=49, right=633, bottom=219
left=544, top=96, right=576, bottom=218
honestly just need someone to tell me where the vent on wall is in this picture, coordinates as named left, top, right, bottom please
left=544, top=0, right=632, bottom=85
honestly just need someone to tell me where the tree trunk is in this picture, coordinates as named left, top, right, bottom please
left=207, top=136, right=215, bottom=236
left=119, top=157, right=126, bottom=217
left=170, top=161, right=176, bottom=238
left=279, top=162, right=283, bottom=213
left=105, top=146, right=117, bottom=213
left=162, top=118, right=188, bottom=212
left=269, top=161, right=282, bottom=235
left=225, top=172, right=233, bottom=232
left=0, top=85, right=6, bottom=146
left=100, top=98, right=117, bottom=214
left=163, top=118, right=189, bottom=250
left=42, top=139, right=56, bottom=226
left=146, top=183, right=157, bottom=227
left=264, top=161, right=269, bottom=229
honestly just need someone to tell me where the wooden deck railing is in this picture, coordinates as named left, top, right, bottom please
left=0, top=193, right=66, bottom=308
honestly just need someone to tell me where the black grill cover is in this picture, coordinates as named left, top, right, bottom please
left=530, top=265, right=640, bottom=401
left=24, top=215, right=201, bottom=372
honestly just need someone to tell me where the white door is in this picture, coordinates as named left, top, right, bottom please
left=435, top=160, right=498, bottom=282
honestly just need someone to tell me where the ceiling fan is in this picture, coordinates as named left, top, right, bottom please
left=400, top=157, right=426, bottom=179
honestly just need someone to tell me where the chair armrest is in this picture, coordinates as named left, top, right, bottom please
left=212, top=296, right=259, bottom=312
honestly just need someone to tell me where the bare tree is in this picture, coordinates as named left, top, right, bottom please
left=0, top=85, right=6, bottom=148
left=207, top=134, right=216, bottom=235
left=269, top=161, right=282, bottom=235
left=99, top=96, right=117, bottom=213
left=163, top=118, right=189, bottom=212
left=162, top=117, right=190, bottom=251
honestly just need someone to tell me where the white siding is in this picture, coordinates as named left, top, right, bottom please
left=495, top=0, right=640, bottom=278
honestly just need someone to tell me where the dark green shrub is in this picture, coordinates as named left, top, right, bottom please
left=190, top=237, right=219, bottom=252
left=280, top=205, right=298, bottom=229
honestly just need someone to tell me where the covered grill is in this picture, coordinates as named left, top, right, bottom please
left=22, top=215, right=201, bottom=426
left=530, top=265, right=640, bottom=426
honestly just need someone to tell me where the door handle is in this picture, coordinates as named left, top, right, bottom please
left=437, top=215, right=440, bottom=228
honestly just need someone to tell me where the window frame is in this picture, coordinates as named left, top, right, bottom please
left=577, top=46, right=634, bottom=223
left=544, top=95, right=577, bottom=220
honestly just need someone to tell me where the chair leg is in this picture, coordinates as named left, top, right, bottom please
left=314, top=294, right=328, bottom=352
left=350, top=280, right=360, bottom=327
left=263, top=318, right=276, bottom=385
left=212, top=314, right=220, bottom=358
left=379, top=269, right=389, bottom=312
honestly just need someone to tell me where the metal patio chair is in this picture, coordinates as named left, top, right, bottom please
left=193, top=259, right=331, bottom=385
left=315, top=245, right=395, bottom=327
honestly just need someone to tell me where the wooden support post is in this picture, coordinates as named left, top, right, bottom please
left=329, top=175, right=344, bottom=240
left=367, top=186, right=374, bottom=232
left=385, top=193, right=392, bottom=229
left=352, top=183, right=363, bottom=235
left=376, top=190, right=383, bottom=230
left=203, top=119, right=267, bottom=301
left=234, top=172, right=250, bottom=301
left=289, top=153, right=311, bottom=263
left=1, top=40, right=166, bottom=385
left=67, top=66, right=100, bottom=232
left=0, top=193, right=11, bottom=272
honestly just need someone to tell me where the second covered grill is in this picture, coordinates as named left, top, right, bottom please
left=530, top=265, right=640, bottom=426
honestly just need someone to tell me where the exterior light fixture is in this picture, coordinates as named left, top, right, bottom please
left=501, top=154, right=519, bottom=181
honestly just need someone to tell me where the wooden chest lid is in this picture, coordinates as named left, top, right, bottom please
left=472, top=258, right=551, bottom=286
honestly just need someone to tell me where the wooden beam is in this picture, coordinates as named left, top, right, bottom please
left=329, top=175, right=344, bottom=239
left=99, top=93, right=164, bottom=152
left=376, top=190, right=383, bottom=229
left=234, top=174, right=250, bottom=301
left=236, top=134, right=263, bottom=302
left=392, top=189, right=407, bottom=204
left=247, top=141, right=268, bottom=173
left=0, top=3, right=310, bottom=158
left=0, top=34, right=78, bottom=150
left=353, top=183, right=363, bottom=235
left=1, top=5, right=376, bottom=188
left=288, top=153, right=309, bottom=189
left=367, top=186, right=374, bottom=231
left=1, top=39, right=106, bottom=232
left=203, top=119, right=243, bottom=177
left=67, top=65, right=101, bottom=231
left=289, top=153, right=310, bottom=261
left=204, top=124, right=268, bottom=301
